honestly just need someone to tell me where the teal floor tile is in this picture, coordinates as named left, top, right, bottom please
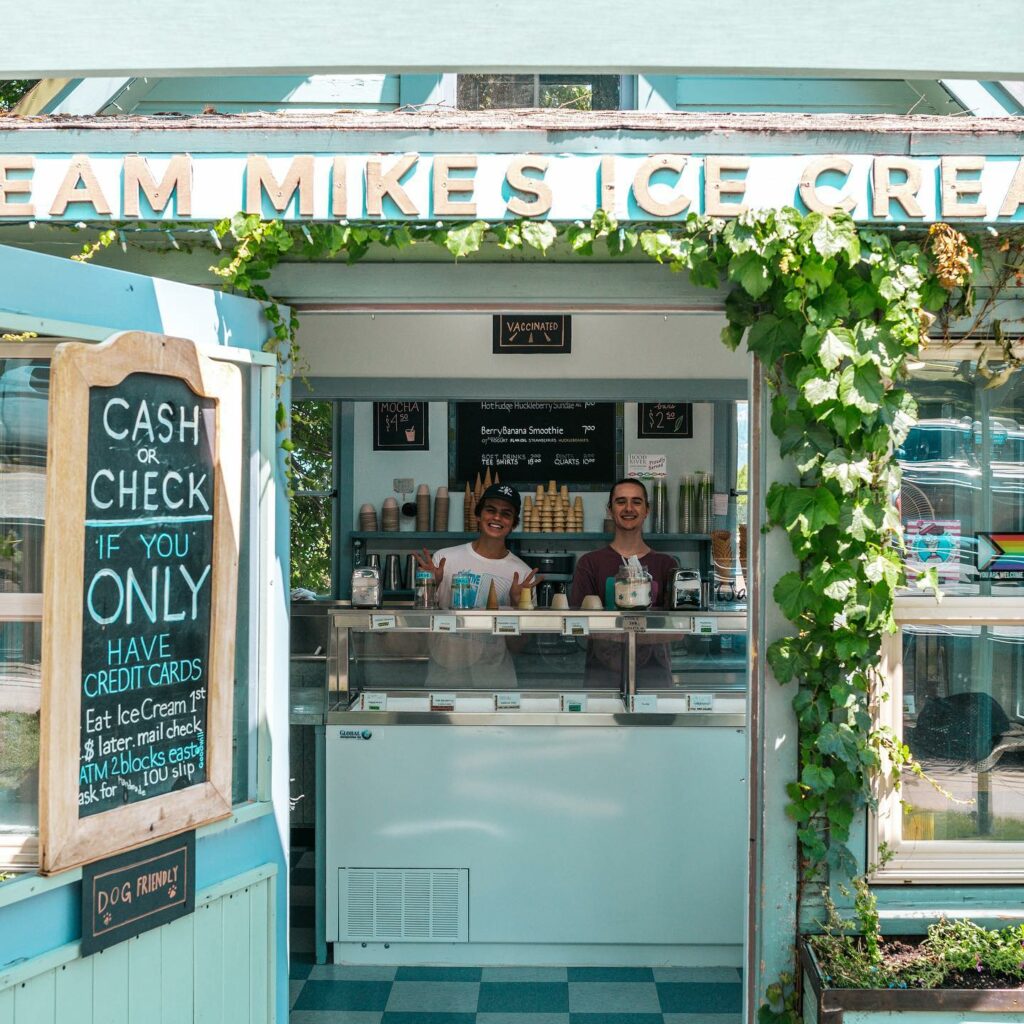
left=395, top=967, right=483, bottom=982
left=478, top=983, right=570, bottom=1014
left=386, top=981, right=480, bottom=1013
left=381, top=1014, right=476, bottom=1024
left=569, top=1015, right=664, bottom=1024
left=567, top=969, right=654, bottom=983
left=294, top=980, right=394, bottom=1012
left=657, top=982, right=742, bottom=1014
left=480, top=969, right=568, bottom=984
left=568, top=983, right=661, bottom=1014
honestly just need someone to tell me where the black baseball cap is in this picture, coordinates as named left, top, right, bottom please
left=476, top=483, right=521, bottom=514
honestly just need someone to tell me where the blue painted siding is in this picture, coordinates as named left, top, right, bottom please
left=671, top=76, right=965, bottom=114
left=129, top=74, right=402, bottom=113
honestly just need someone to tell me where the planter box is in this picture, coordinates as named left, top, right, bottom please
left=801, top=939, right=1024, bottom=1024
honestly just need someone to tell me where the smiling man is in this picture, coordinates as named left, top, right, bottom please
left=415, top=483, right=539, bottom=689
left=570, top=477, right=678, bottom=610
left=417, top=483, right=538, bottom=609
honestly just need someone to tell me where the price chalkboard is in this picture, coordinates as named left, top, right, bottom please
left=637, top=403, right=693, bottom=439
left=373, top=401, right=428, bottom=451
left=41, top=333, right=241, bottom=875
left=78, top=374, right=214, bottom=817
left=451, top=401, right=620, bottom=490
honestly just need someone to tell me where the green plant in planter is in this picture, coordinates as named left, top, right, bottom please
left=810, top=875, right=1024, bottom=990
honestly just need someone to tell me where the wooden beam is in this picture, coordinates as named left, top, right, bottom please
left=3, top=0, right=1023, bottom=79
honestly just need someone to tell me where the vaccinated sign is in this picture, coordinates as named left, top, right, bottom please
left=40, top=332, right=241, bottom=874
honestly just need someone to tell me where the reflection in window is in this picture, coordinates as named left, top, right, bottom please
left=0, top=357, right=48, bottom=858
left=457, top=75, right=621, bottom=111
left=902, top=625, right=1024, bottom=841
left=291, top=401, right=335, bottom=595
left=899, top=360, right=1024, bottom=594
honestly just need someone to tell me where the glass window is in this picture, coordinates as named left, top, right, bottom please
left=901, top=625, right=1024, bottom=842
left=0, top=356, right=48, bottom=869
left=899, top=358, right=1024, bottom=595
left=457, top=75, right=621, bottom=111
left=291, top=400, right=335, bottom=596
left=875, top=356, right=1024, bottom=880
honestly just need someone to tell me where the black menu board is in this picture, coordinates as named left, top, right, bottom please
left=451, top=401, right=620, bottom=490
left=78, top=374, right=214, bottom=817
left=637, top=402, right=693, bottom=439
left=373, top=401, right=429, bottom=451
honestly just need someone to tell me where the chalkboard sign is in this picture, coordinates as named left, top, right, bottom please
left=81, top=831, right=195, bottom=955
left=78, top=374, right=214, bottom=817
left=451, top=401, right=620, bottom=490
left=373, top=401, right=428, bottom=451
left=41, top=332, right=241, bottom=874
left=637, top=403, right=693, bottom=439
left=493, top=314, right=572, bottom=354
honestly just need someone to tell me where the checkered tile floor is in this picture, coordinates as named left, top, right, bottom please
left=289, top=848, right=742, bottom=1024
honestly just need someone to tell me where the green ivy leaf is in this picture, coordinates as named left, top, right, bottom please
left=838, top=363, right=884, bottom=414
left=808, top=283, right=851, bottom=326
left=746, top=314, right=802, bottom=363
left=774, top=572, right=818, bottom=620
left=521, top=220, right=558, bottom=253
left=801, top=763, right=836, bottom=793
left=811, top=215, right=859, bottom=263
left=821, top=449, right=874, bottom=494
left=768, top=484, right=841, bottom=535
left=728, top=251, right=772, bottom=298
left=818, top=328, right=857, bottom=371
left=801, top=374, right=839, bottom=407
left=690, top=259, right=721, bottom=289
left=444, top=220, right=487, bottom=258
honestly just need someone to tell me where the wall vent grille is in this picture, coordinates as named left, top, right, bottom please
left=339, top=868, right=468, bottom=942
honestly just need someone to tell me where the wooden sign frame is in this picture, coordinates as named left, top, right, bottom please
left=39, top=332, right=241, bottom=875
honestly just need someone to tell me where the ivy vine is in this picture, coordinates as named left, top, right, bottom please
left=66, top=208, right=981, bottom=1022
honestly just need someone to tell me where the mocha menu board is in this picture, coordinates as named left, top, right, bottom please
left=452, top=401, right=619, bottom=489
left=373, top=401, right=429, bottom=451
left=79, top=374, right=214, bottom=817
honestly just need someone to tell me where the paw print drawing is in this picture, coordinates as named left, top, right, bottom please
left=103, top=913, right=112, bottom=925
left=168, top=885, right=177, bottom=899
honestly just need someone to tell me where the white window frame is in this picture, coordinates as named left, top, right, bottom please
left=0, top=341, right=276, bottom=875
left=870, top=345, right=1024, bottom=882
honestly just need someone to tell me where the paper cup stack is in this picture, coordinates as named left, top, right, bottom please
left=416, top=484, right=431, bottom=531
left=434, top=486, right=449, bottom=532
left=381, top=496, right=399, bottom=532
left=359, top=503, right=378, bottom=531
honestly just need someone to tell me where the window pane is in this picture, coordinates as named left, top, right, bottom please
left=293, top=400, right=334, bottom=494
left=0, top=358, right=48, bottom=594
left=0, top=621, right=41, bottom=837
left=899, top=360, right=1024, bottom=594
left=901, top=625, right=1024, bottom=841
left=292, top=496, right=333, bottom=595
left=458, top=75, right=620, bottom=111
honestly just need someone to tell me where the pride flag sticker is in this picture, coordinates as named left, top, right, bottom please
left=977, top=533, right=1024, bottom=573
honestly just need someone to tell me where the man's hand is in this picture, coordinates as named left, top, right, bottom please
left=414, top=548, right=446, bottom=587
left=509, top=569, right=541, bottom=608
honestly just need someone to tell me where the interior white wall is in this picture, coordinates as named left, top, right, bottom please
left=299, top=312, right=743, bottom=380
left=352, top=400, right=715, bottom=537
